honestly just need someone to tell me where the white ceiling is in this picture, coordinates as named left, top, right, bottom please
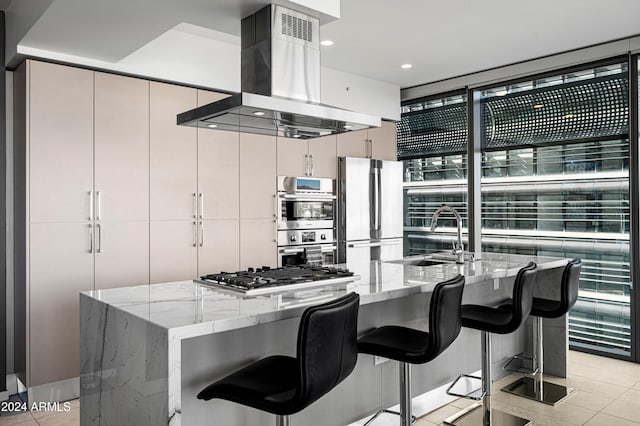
left=14, top=0, right=640, bottom=89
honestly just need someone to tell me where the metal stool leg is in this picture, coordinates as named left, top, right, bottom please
left=501, top=316, right=575, bottom=406
left=363, top=361, right=416, bottom=426
left=276, top=415, right=290, bottom=426
left=400, top=362, right=412, bottom=426
left=445, top=331, right=530, bottom=426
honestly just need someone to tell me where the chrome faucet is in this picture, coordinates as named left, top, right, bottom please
left=430, top=205, right=465, bottom=264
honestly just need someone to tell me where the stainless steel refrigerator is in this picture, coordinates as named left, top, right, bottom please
left=337, top=157, right=403, bottom=264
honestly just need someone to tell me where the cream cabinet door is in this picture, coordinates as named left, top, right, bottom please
left=240, top=133, right=277, bottom=220
left=94, top=221, right=150, bottom=289
left=277, top=136, right=308, bottom=177
left=29, top=61, right=94, bottom=223
left=336, top=129, right=367, bottom=158
left=307, top=134, right=337, bottom=178
left=239, top=219, right=277, bottom=270
left=369, top=121, right=397, bottom=161
left=150, top=82, right=198, bottom=221
left=198, top=129, right=239, bottom=220
left=29, top=222, right=94, bottom=386
left=198, top=219, right=240, bottom=275
left=94, top=72, right=149, bottom=222
left=150, top=221, right=198, bottom=283
left=197, top=89, right=229, bottom=106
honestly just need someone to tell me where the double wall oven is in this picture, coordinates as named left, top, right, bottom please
left=277, top=176, right=336, bottom=266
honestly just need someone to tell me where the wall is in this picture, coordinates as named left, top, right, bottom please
left=4, top=0, right=54, bottom=68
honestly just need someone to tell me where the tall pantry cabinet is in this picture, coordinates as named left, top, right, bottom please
left=14, top=60, right=150, bottom=393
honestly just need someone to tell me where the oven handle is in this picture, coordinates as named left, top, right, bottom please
left=279, top=246, right=337, bottom=254
left=279, top=194, right=336, bottom=200
left=279, top=247, right=305, bottom=254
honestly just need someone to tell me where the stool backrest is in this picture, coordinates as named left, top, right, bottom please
left=426, top=275, right=465, bottom=362
left=296, top=292, right=360, bottom=408
left=561, top=258, right=582, bottom=313
left=509, top=262, right=538, bottom=332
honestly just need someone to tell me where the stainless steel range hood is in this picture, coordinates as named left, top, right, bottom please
left=176, top=4, right=381, bottom=139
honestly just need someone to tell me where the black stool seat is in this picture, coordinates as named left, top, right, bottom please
left=531, top=258, right=581, bottom=319
left=357, top=275, right=465, bottom=426
left=358, top=275, right=465, bottom=365
left=460, top=305, right=513, bottom=334
left=463, top=261, right=537, bottom=335
left=197, top=292, right=360, bottom=423
left=198, top=355, right=298, bottom=414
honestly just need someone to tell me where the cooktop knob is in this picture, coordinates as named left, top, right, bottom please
left=290, top=235, right=297, bottom=242
left=320, top=234, right=326, bottom=240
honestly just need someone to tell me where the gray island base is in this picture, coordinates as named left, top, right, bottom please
left=80, top=253, right=569, bottom=426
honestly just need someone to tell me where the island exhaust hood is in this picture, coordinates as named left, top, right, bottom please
left=177, top=4, right=381, bottom=139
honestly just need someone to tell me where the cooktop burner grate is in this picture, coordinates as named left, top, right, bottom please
left=199, top=264, right=355, bottom=295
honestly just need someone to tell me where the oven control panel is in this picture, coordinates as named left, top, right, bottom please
left=278, top=229, right=334, bottom=246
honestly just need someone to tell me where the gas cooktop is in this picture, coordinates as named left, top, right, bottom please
left=198, top=265, right=356, bottom=295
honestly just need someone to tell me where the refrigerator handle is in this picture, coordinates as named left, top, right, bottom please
left=374, top=167, right=381, bottom=232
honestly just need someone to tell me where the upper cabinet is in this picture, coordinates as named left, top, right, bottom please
left=276, top=134, right=337, bottom=178
left=240, top=133, right=277, bottom=220
left=29, top=61, right=94, bottom=223
left=94, top=72, right=149, bottom=222
left=336, top=121, right=397, bottom=161
left=149, top=82, right=198, bottom=221
left=369, top=121, right=398, bottom=161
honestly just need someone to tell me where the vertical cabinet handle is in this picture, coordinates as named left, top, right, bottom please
left=309, top=154, right=314, bottom=176
left=96, top=191, right=102, bottom=220
left=192, top=221, right=197, bottom=247
left=273, top=219, right=277, bottom=243
left=88, top=191, right=94, bottom=220
left=192, top=193, right=197, bottom=219
left=199, top=193, right=204, bottom=219
left=96, top=223, right=102, bottom=253
left=273, top=194, right=278, bottom=218
left=88, top=224, right=93, bottom=253
left=199, top=222, right=204, bottom=247
left=304, top=154, right=309, bottom=176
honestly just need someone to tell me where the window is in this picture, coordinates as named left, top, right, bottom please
left=398, top=93, right=468, bottom=255
left=479, top=63, right=630, bottom=355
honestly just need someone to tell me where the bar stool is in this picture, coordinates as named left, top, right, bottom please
left=358, top=275, right=465, bottom=426
left=196, top=292, right=360, bottom=426
left=501, top=258, right=582, bottom=405
left=444, top=262, right=537, bottom=426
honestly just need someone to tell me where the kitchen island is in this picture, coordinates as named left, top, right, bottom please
left=80, top=253, right=569, bottom=426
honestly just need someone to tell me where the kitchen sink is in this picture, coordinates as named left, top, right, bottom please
left=384, top=257, right=450, bottom=267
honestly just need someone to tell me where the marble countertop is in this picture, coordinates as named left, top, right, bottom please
left=81, top=252, right=567, bottom=338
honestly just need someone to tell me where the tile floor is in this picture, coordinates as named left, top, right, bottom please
left=0, top=350, right=639, bottom=425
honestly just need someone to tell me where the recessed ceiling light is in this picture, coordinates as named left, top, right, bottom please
left=533, top=104, right=544, bottom=109
left=344, top=124, right=353, bottom=129
left=207, top=124, right=218, bottom=128
left=496, top=90, right=508, bottom=96
left=401, top=64, right=412, bottom=69
left=293, top=134, right=301, bottom=138
left=564, top=113, right=575, bottom=118
left=320, top=40, right=334, bottom=46
left=253, top=111, right=265, bottom=116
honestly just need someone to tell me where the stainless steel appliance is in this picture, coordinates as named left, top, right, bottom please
left=277, top=176, right=336, bottom=266
left=176, top=5, right=380, bottom=138
left=199, top=265, right=355, bottom=296
left=337, top=157, right=403, bottom=263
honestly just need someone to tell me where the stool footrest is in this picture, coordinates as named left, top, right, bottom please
left=363, top=409, right=416, bottom=426
left=445, top=374, right=485, bottom=400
